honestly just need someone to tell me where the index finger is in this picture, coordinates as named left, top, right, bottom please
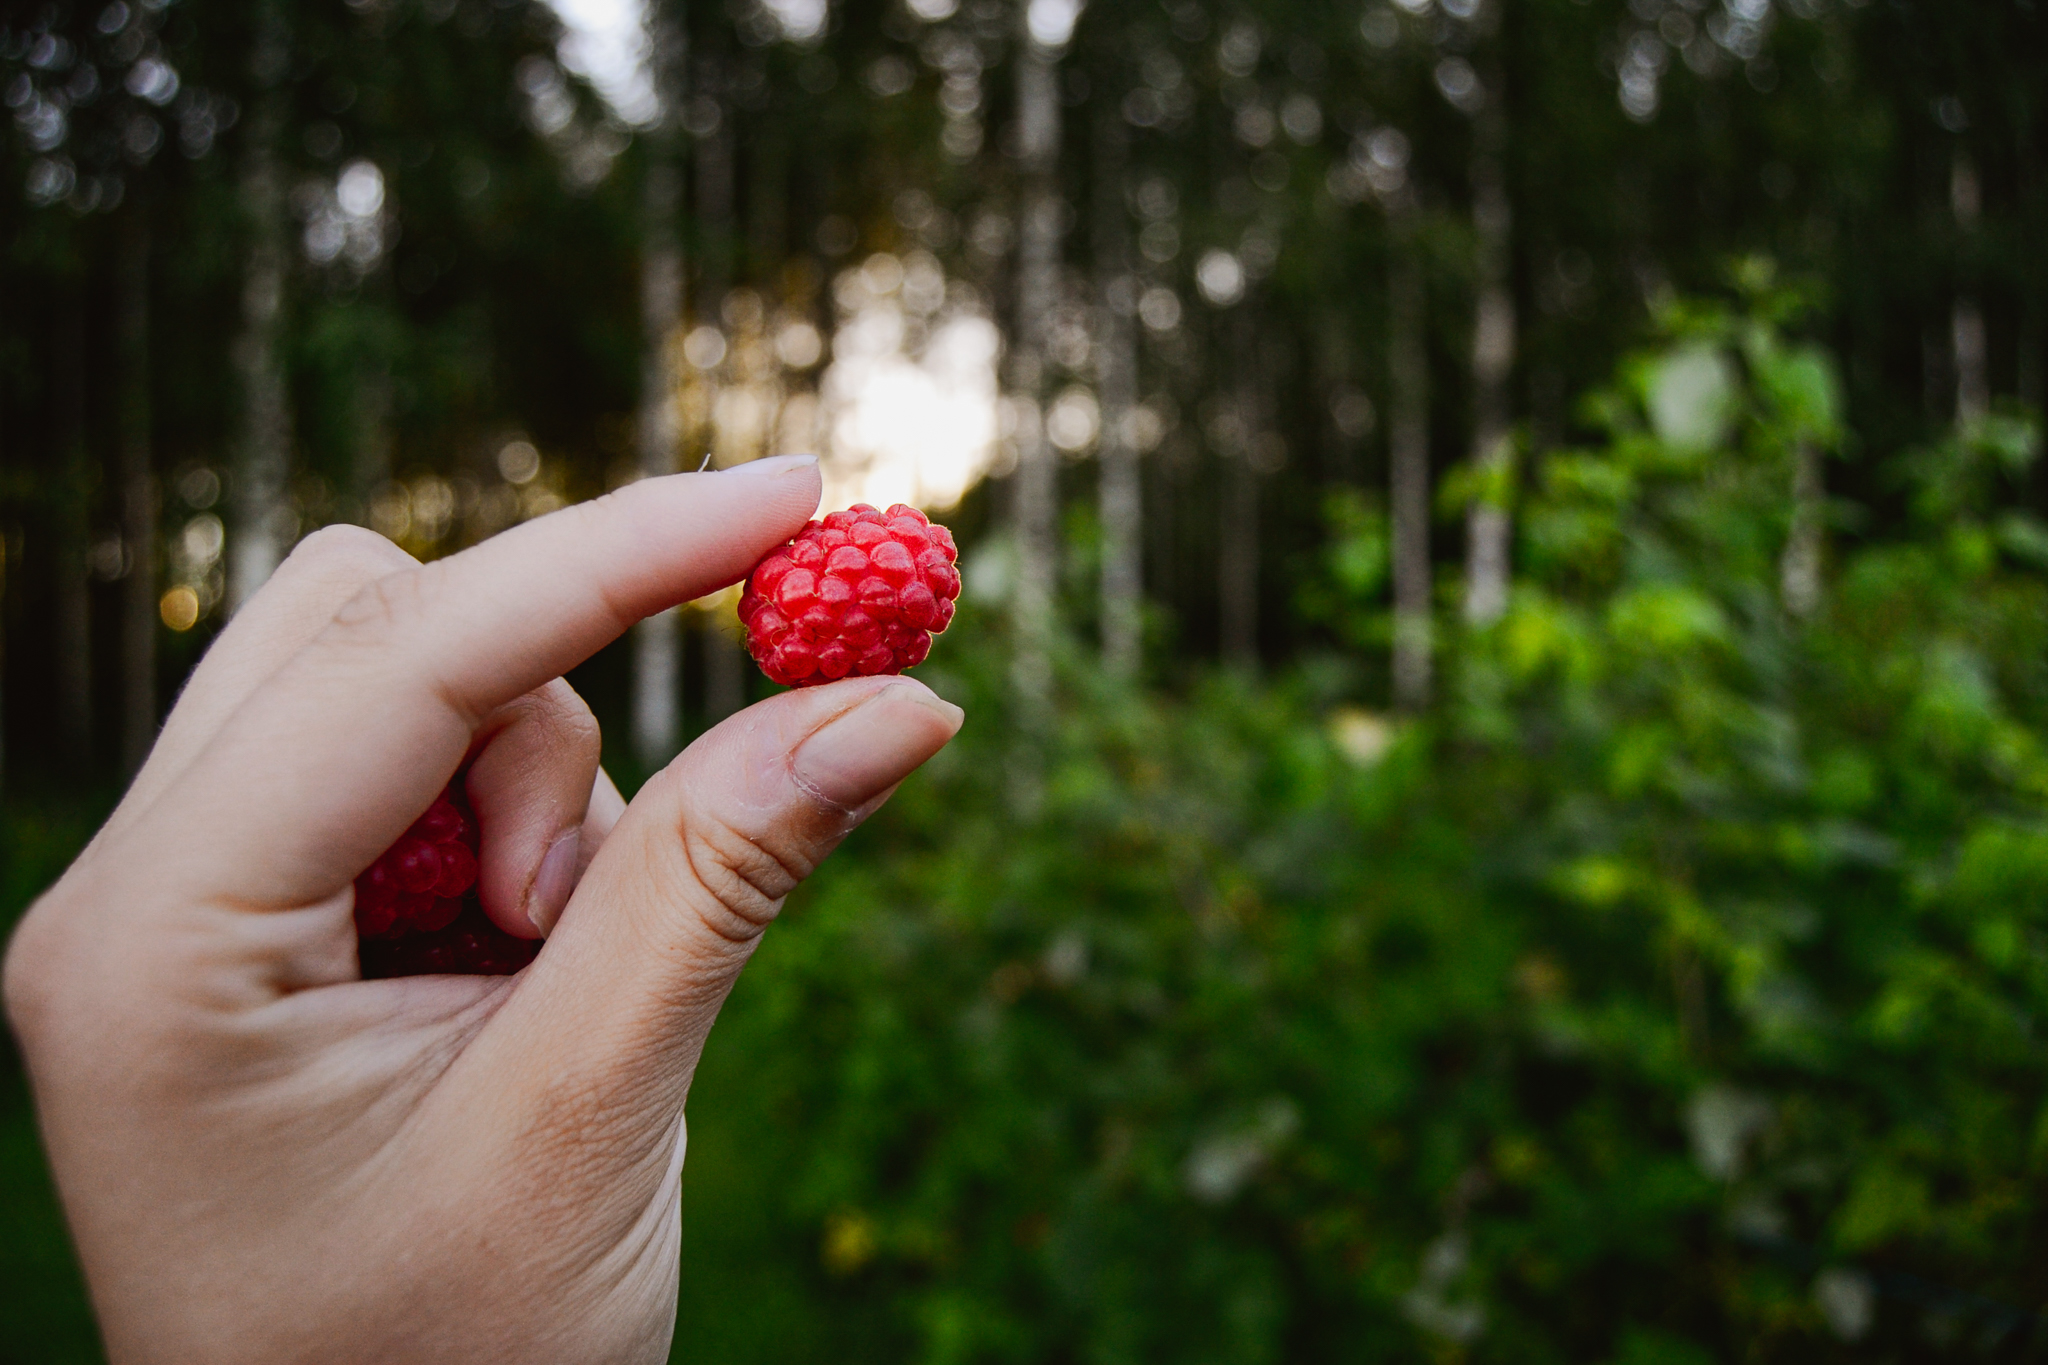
left=143, top=457, right=821, bottom=908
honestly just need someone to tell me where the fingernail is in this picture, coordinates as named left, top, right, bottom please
left=724, top=454, right=818, bottom=478
left=526, top=830, right=581, bottom=937
left=790, top=681, right=965, bottom=813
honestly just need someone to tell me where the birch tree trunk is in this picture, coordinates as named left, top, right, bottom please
left=1389, top=222, right=1432, bottom=712
left=230, top=2, right=292, bottom=612
left=1094, top=111, right=1141, bottom=681
left=119, top=205, right=158, bottom=775
left=1951, top=150, right=1988, bottom=429
left=693, top=57, right=748, bottom=728
left=1462, top=99, right=1515, bottom=626
left=631, top=11, right=687, bottom=772
left=1009, top=14, right=1062, bottom=724
left=1780, top=440, right=1823, bottom=619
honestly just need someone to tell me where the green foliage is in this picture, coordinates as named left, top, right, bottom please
left=673, top=306, right=2048, bottom=1361
left=4, top=0, right=2046, bottom=1348
left=4, top=296, right=2044, bottom=1361
left=1, top=800, right=112, bottom=1363
left=1294, top=488, right=1391, bottom=650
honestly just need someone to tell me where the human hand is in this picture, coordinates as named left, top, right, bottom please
left=3, top=456, right=964, bottom=1364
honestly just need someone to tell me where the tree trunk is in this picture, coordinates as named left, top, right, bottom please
left=1389, top=232, right=1431, bottom=712
left=2020, top=132, right=2043, bottom=416
left=352, top=361, right=393, bottom=509
left=631, top=13, right=688, bottom=771
left=230, top=2, right=292, bottom=612
left=1317, top=310, right=1362, bottom=484
left=1219, top=319, right=1264, bottom=671
left=119, top=205, right=158, bottom=775
left=1951, top=151, right=1988, bottom=429
left=692, top=54, right=749, bottom=729
left=1009, top=16, right=1061, bottom=725
left=1218, top=430, right=1258, bottom=670
left=54, top=301, right=92, bottom=769
left=1094, top=111, right=1141, bottom=681
left=1781, top=440, right=1823, bottom=619
left=0, top=525, right=7, bottom=795
left=630, top=153, right=683, bottom=768
left=1462, top=102, right=1515, bottom=626
left=702, top=618, right=745, bottom=720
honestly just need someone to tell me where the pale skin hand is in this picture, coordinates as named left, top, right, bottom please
left=1, top=455, right=964, bottom=1365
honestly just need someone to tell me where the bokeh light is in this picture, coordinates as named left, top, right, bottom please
left=159, top=585, right=199, bottom=631
left=817, top=251, right=1002, bottom=512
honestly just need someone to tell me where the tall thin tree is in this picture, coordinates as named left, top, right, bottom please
left=1218, top=319, right=1263, bottom=671
left=1780, top=434, right=1823, bottom=619
left=1388, top=210, right=1431, bottom=711
left=351, top=312, right=395, bottom=514
left=693, top=48, right=748, bottom=728
left=1009, top=0, right=1065, bottom=726
left=54, top=302, right=92, bottom=768
left=2019, top=123, right=2043, bottom=414
left=1952, top=148, right=1988, bottom=428
left=230, top=0, right=293, bottom=611
left=119, top=204, right=158, bottom=774
left=1094, top=108, right=1141, bottom=680
left=1461, top=41, right=1515, bottom=626
left=0, top=514, right=6, bottom=795
left=631, top=8, right=688, bottom=773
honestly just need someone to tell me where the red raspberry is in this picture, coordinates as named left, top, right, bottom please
left=739, top=503, right=962, bottom=688
left=354, top=781, right=540, bottom=979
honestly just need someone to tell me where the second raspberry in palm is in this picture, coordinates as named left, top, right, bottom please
left=354, top=782, right=542, bottom=979
left=739, top=503, right=962, bottom=687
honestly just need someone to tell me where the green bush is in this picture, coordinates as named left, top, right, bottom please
left=1, top=801, right=113, bottom=1363
left=674, top=296, right=2048, bottom=1363
left=6, top=297, right=2046, bottom=1364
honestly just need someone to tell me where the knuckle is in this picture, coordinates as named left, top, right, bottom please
left=283, top=523, right=416, bottom=584
left=677, top=818, right=816, bottom=945
left=328, top=567, right=430, bottom=645
left=532, top=681, right=603, bottom=756
left=2, top=894, right=72, bottom=1050
left=321, top=568, right=491, bottom=725
left=483, top=683, right=603, bottom=777
left=557, top=709, right=604, bottom=768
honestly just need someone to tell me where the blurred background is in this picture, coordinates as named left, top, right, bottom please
left=4, top=0, right=2048, bottom=1358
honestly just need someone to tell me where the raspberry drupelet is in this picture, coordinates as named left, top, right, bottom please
left=354, top=782, right=541, bottom=978
left=739, top=503, right=962, bottom=687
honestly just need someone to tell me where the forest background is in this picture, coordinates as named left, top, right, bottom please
left=5, top=0, right=2048, bottom=1360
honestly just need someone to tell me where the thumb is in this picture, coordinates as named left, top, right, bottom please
left=467, top=675, right=961, bottom=1124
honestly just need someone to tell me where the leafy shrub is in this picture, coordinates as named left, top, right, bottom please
left=5, top=297, right=2044, bottom=1365
left=677, top=297, right=2048, bottom=1363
